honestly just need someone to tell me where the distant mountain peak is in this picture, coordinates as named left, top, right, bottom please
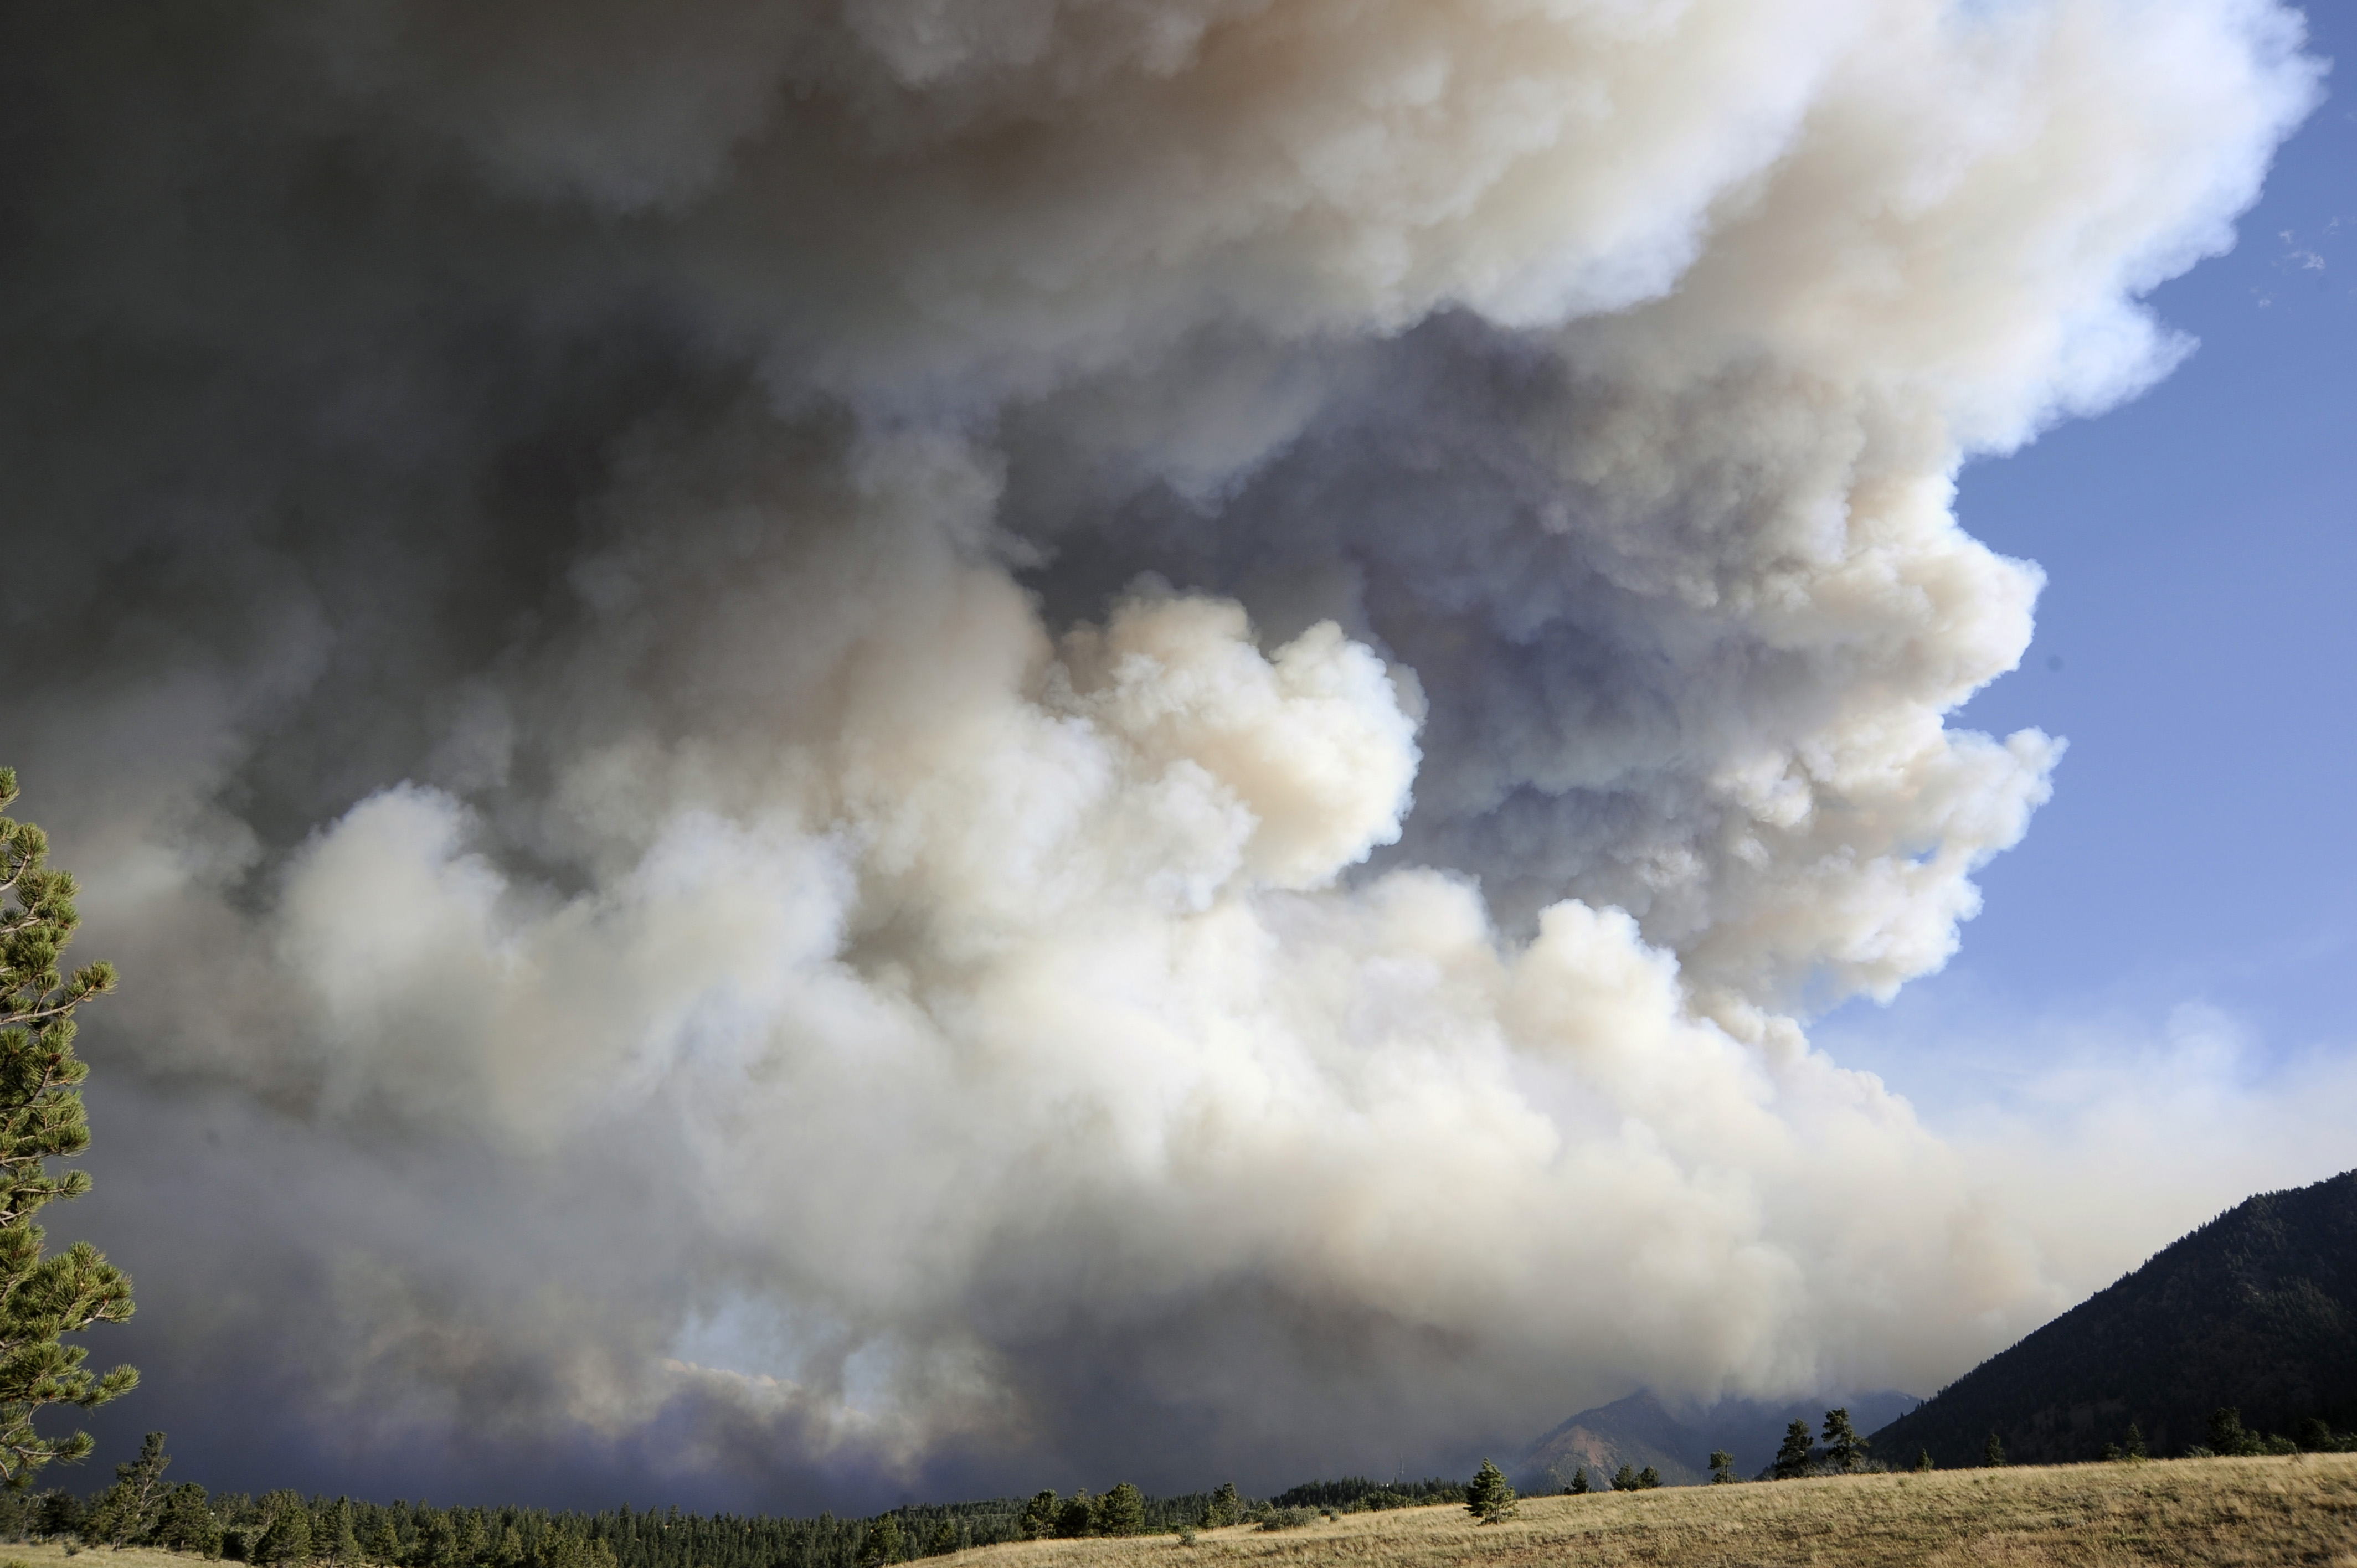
left=1520, top=1387, right=1921, bottom=1490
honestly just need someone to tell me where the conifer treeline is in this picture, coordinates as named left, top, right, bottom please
left=0, top=1436, right=1470, bottom=1567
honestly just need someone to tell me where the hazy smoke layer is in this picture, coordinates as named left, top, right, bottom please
left=0, top=0, right=2319, bottom=1509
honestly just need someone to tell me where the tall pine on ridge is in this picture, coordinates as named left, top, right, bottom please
left=1822, top=1408, right=1868, bottom=1474
left=0, top=767, right=135, bottom=1483
left=1772, top=1419, right=1815, bottom=1480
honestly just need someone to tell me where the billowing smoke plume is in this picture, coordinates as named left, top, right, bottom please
left=0, top=0, right=2320, bottom=1510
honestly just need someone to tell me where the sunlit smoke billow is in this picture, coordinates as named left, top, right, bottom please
left=0, top=0, right=2325, bottom=1511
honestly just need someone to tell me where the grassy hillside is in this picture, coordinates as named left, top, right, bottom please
left=9, top=1456, right=2354, bottom=1567
left=1872, top=1167, right=2357, bottom=1466
left=903, top=1455, right=2348, bottom=1567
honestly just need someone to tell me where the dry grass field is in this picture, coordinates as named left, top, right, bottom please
left=974, top=1455, right=2357, bottom=1568
left=1, top=1548, right=188, bottom=1568
left=2, top=1456, right=2351, bottom=1568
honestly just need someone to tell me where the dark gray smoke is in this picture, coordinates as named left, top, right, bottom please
left=1, top=0, right=2318, bottom=1512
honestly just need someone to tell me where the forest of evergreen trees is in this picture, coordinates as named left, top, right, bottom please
left=0, top=1437, right=1471, bottom=1568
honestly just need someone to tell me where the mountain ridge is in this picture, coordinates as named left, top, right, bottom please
left=1869, top=1167, right=2357, bottom=1466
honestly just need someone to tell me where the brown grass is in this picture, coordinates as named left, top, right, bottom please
left=7, top=1456, right=2354, bottom=1568
left=970, top=1454, right=2357, bottom=1568
left=2, top=1548, right=187, bottom=1568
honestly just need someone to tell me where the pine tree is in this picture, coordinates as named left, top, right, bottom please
left=1092, top=1483, right=1145, bottom=1537
left=256, top=1493, right=316, bottom=1565
left=1822, top=1408, right=1867, bottom=1474
left=417, top=1508, right=458, bottom=1568
left=1773, top=1419, right=1814, bottom=1480
left=1054, top=1490, right=1093, bottom=1539
left=37, top=1489, right=84, bottom=1538
left=2207, top=1407, right=2260, bottom=1457
left=367, top=1513, right=404, bottom=1562
left=1983, top=1431, right=2006, bottom=1468
left=1567, top=1467, right=1589, bottom=1496
left=328, top=1499, right=362, bottom=1563
left=1464, top=1459, right=1517, bottom=1523
left=153, top=1483, right=220, bottom=1554
left=1610, top=1464, right=1638, bottom=1492
left=859, top=1516, right=900, bottom=1567
left=2124, top=1422, right=2148, bottom=1461
left=0, top=771, right=135, bottom=1486
left=455, top=1509, right=485, bottom=1565
left=1015, top=1493, right=1058, bottom=1540
left=1636, top=1467, right=1661, bottom=1489
left=85, top=1430, right=172, bottom=1544
left=1914, top=1448, right=1933, bottom=1473
left=1708, top=1450, right=1735, bottom=1485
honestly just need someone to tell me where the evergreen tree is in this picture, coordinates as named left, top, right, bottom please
left=1463, top=1459, right=1516, bottom=1523
left=1636, top=1467, right=1660, bottom=1490
left=1609, top=1465, right=1637, bottom=1492
left=1015, top=1493, right=1058, bottom=1540
left=1707, top=1451, right=1734, bottom=1486
left=859, top=1516, right=900, bottom=1567
left=366, top=1513, right=404, bottom=1562
left=2124, top=1423, right=2148, bottom=1461
left=327, top=1499, right=361, bottom=1564
left=1982, top=1431, right=2006, bottom=1468
left=85, top=1430, right=172, bottom=1545
left=37, top=1488, right=84, bottom=1538
left=1054, top=1490, right=1093, bottom=1539
left=1772, top=1420, right=1814, bottom=1480
left=153, top=1482, right=221, bottom=1555
left=0, top=772, right=135, bottom=1487
left=1566, top=1468, right=1589, bottom=1496
left=1913, top=1448, right=1933, bottom=1473
left=2296, top=1417, right=2334, bottom=1452
left=1822, top=1408, right=1867, bottom=1474
left=256, top=1494, right=316, bottom=1565
left=1203, top=1483, right=1239, bottom=1529
left=1092, top=1483, right=1145, bottom=1537
left=417, top=1507, right=459, bottom=1568
left=2207, top=1407, right=2259, bottom=1457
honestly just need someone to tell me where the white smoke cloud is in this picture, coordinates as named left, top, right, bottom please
left=3, top=0, right=2330, bottom=1507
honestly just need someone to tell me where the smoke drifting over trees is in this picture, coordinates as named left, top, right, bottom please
left=0, top=0, right=2323, bottom=1513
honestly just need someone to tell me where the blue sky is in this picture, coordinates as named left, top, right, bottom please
left=1823, top=2, right=2356, bottom=1236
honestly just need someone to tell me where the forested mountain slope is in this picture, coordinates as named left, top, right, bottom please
left=1870, top=1168, right=2357, bottom=1466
